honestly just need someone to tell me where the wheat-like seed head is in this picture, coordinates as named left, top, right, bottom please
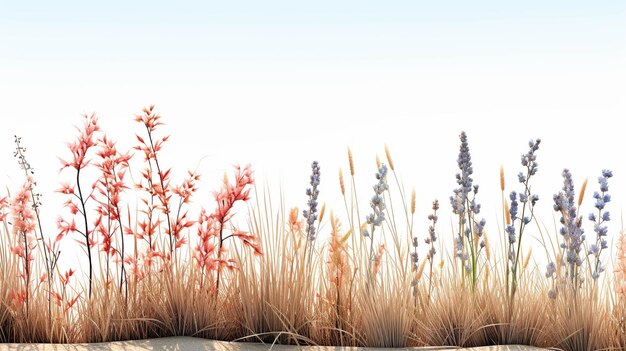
left=416, top=259, right=428, bottom=280
left=473, top=232, right=479, bottom=251
left=384, top=144, right=394, bottom=171
left=339, top=168, right=345, bottom=196
left=289, top=207, right=299, bottom=229
left=411, top=188, right=416, bottom=215
left=484, top=265, right=490, bottom=291
left=319, top=202, right=326, bottom=223
left=340, top=228, right=352, bottom=245
left=329, top=212, right=341, bottom=261
left=578, top=177, right=588, bottom=207
left=347, top=147, right=354, bottom=176
left=483, top=232, right=491, bottom=261
left=372, top=244, right=385, bottom=276
left=505, top=200, right=511, bottom=225
left=376, top=154, right=381, bottom=169
left=523, top=247, right=532, bottom=271
left=500, top=165, right=505, bottom=192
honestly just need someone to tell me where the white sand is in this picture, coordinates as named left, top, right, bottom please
left=0, top=337, right=550, bottom=351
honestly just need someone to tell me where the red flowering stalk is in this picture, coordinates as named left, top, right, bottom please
left=13, top=135, right=63, bottom=322
left=93, top=135, right=132, bottom=295
left=194, top=208, right=219, bottom=288
left=10, top=178, right=37, bottom=316
left=212, top=164, right=260, bottom=296
left=170, top=171, right=200, bottom=256
left=134, top=105, right=175, bottom=258
left=58, top=113, right=100, bottom=298
left=49, top=269, right=81, bottom=313
left=193, top=165, right=260, bottom=294
left=123, top=256, right=146, bottom=282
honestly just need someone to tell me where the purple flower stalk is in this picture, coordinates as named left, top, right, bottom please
left=362, top=163, right=388, bottom=238
left=507, top=139, right=541, bottom=297
left=588, top=169, right=612, bottom=280
left=303, top=161, right=321, bottom=241
left=552, top=169, right=585, bottom=285
left=425, top=199, right=439, bottom=261
left=450, top=132, right=485, bottom=288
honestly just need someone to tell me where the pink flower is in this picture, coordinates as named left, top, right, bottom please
left=59, top=113, right=100, bottom=171
left=214, top=164, right=254, bottom=224
left=173, top=171, right=200, bottom=204
left=11, top=178, right=37, bottom=237
left=134, top=105, right=163, bottom=132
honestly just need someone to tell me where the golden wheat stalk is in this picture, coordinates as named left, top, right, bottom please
left=411, top=188, right=416, bottom=215
left=578, top=177, right=588, bottom=207
left=339, top=168, right=345, bottom=196
left=483, top=232, right=491, bottom=261
left=523, top=247, right=532, bottom=271
left=347, top=147, right=354, bottom=176
left=484, top=265, right=490, bottom=291
left=384, top=144, right=395, bottom=171
left=505, top=200, right=511, bottom=225
left=416, top=259, right=428, bottom=281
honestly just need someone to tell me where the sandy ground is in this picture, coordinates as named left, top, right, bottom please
left=0, top=337, right=551, bottom=351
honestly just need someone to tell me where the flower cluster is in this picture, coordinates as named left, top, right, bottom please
left=59, top=113, right=100, bottom=171
left=134, top=105, right=175, bottom=257
left=194, top=164, right=260, bottom=293
left=13, top=136, right=42, bottom=211
left=425, top=199, right=439, bottom=261
left=92, top=135, right=133, bottom=289
left=9, top=178, right=38, bottom=310
left=57, top=113, right=101, bottom=298
left=451, top=132, right=474, bottom=215
left=551, top=169, right=585, bottom=284
left=169, top=170, right=201, bottom=251
left=94, top=137, right=132, bottom=252
left=506, top=139, right=541, bottom=297
left=450, top=132, right=485, bottom=281
left=214, top=164, right=255, bottom=225
left=327, top=214, right=350, bottom=296
left=303, top=161, right=321, bottom=241
left=519, top=139, right=540, bottom=180
left=588, top=170, right=612, bottom=279
left=362, top=163, right=389, bottom=237
left=546, top=169, right=588, bottom=298
left=411, top=237, right=419, bottom=272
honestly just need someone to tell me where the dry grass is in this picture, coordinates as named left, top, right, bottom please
left=2, top=109, right=626, bottom=351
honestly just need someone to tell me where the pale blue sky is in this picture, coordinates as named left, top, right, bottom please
left=1, top=1, right=625, bottom=270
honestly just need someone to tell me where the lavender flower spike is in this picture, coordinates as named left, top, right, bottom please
left=588, top=169, right=613, bottom=280
left=553, top=168, right=585, bottom=283
left=362, top=163, right=389, bottom=237
left=303, top=161, right=321, bottom=241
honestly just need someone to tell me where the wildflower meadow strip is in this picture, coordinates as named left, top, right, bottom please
left=2, top=110, right=626, bottom=349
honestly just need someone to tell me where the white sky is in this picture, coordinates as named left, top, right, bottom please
left=1, top=1, right=625, bottom=272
